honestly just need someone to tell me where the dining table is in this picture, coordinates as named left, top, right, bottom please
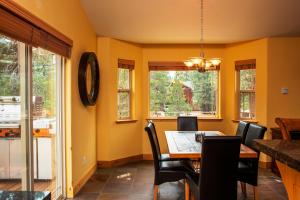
left=165, top=131, right=257, bottom=159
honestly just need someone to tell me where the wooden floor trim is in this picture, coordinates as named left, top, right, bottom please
left=97, top=155, right=144, bottom=168
left=72, top=163, right=97, bottom=197
left=143, top=154, right=153, bottom=160
left=259, top=161, right=272, bottom=169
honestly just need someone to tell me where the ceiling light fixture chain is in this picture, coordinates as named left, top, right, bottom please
left=200, top=0, right=204, bottom=57
left=184, top=0, right=221, bottom=73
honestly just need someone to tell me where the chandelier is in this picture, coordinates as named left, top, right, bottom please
left=184, top=0, right=221, bottom=72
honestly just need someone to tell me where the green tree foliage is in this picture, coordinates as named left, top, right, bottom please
left=240, top=69, right=255, bottom=90
left=118, top=68, right=129, bottom=89
left=0, top=37, right=19, bottom=96
left=150, top=70, right=218, bottom=117
left=32, top=48, right=56, bottom=113
left=190, top=71, right=217, bottom=112
left=240, top=69, right=256, bottom=113
left=118, top=68, right=130, bottom=119
left=0, top=35, right=56, bottom=117
left=166, top=78, right=192, bottom=116
left=150, top=72, right=169, bottom=115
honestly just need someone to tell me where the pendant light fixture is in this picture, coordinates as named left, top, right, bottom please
left=184, top=0, right=221, bottom=72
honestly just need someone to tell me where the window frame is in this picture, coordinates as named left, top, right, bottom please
left=117, top=59, right=134, bottom=120
left=235, top=59, right=256, bottom=120
left=148, top=61, right=220, bottom=119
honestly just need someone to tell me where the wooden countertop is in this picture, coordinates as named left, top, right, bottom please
left=254, top=139, right=300, bottom=172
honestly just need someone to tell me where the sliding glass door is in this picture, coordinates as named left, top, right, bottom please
left=0, top=34, right=64, bottom=199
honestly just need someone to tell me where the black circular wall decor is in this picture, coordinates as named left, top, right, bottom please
left=78, top=52, right=100, bottom=106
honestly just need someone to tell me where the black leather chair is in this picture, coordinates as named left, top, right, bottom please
left=147, top=120, right=185, bottom=161
left=236, top=121, right=250, bottom=144
left=185, top=136, right=241, bottom=200
left=237, top=123, right=267, bottom=199
left=145, top=122, right=193, bottom=199
left=177, top=116, right=198, bottom=131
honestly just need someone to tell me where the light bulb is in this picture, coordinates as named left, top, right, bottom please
left=205, top=61, right=212, bottom=68
left=190, top=57, right=203, bottom=65
left=184, top=60, right=193, bottom=67
left=210, top=58, right=221, bottom=66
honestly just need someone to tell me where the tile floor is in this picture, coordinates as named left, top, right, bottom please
left=71, top=161, right=287, bottom=200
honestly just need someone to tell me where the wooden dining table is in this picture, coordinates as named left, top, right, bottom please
left=165, top=131, right=257, bottom=159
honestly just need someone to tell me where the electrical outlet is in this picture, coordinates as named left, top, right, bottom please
left=82, top=156, right=87, bottom=165
left=281, top=87, right=288, bottom=94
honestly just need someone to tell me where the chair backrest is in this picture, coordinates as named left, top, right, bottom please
left=244, top=124, right=267, bottom=150
left=199, top=136, right=241, bottom=200
left=275, top=118, right=300, bottom=141
left=235, top=121, right=250, bottom=144
left=177, top=116, right=198, bottom=131
left=144, top=122, right=161, bottom=170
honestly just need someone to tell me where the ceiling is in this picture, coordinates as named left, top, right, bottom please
left=80, top=0, right=300, bottom=44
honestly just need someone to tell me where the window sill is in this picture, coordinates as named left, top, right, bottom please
left=115, top=119, right=138, bottom=124
left=232, top=119, right=258, bottom=123
left=147, top=117, right=223, bottom=122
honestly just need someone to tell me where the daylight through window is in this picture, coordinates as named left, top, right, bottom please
left=235, top=59, right=256, bottom=119
left=117, top=59, right=134, bottom=120
left=149, top=64, right=219, bottom=118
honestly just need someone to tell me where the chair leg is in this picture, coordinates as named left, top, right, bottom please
left=185, top=180, right=190, bottom=200
left=154, top=185, right=159, bottom=200
left=253, top=186, right=259, bottom=200
left=240, top=182, right=247, bottom=197
left=191, top=193, right=195, bottom=200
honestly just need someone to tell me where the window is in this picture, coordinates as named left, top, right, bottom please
left=0, top=2, right=72, bottom=197
left=0, top=34, right=64, bottom=198
left=117, top=59, right=134, bottom=120
left=149, top=62, right=219, bottom=118
left=235, top=59, right=256, bottom=119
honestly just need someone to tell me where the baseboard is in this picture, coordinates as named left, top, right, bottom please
left=98, top=154, right=143, bottom=168
left=259, top=161, right=272, bottom=169
left=143, top=154, right=153, bottom=160
left=72, top=163, right=97, bottom=197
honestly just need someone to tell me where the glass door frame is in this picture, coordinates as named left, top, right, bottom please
left=21, top=45, right=65, bottom=198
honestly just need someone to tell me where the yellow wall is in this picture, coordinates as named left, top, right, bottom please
left=225, top=39, right=268, bottom=126
left=96, top=38, right=143, bottom=161
left=267, top=37, right=300, bottom=127
left=14, top=0, right=97, bottom=197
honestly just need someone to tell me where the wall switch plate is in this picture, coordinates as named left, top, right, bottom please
left=281, top=88, right=288, bottom=94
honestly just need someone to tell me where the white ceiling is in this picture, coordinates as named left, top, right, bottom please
left=80, top=0, right=300, bottom=44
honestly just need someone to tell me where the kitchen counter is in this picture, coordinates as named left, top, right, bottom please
left=0, top=135, right=54, bottom=139
left=254, top=139, right=300, bottom=200
left=254, top=139, right=300, bottom=172
left=0, top=191, right=50, bottom=200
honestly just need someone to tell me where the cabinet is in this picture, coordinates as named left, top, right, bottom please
left=270, top=128, right=281, bottom=176
left=0, top=140, right=9, bottom=179
left=37, top=138, right=53, bottom=179
left=0, top=137, right=53, bottom=180
left=10, top=139, right=23, bottom=179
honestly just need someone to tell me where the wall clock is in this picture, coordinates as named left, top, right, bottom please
left=78, top=52, right=100, bottom=106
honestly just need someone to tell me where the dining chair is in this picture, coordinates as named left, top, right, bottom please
left=145, top=122, right=194, bottom=200
left=235, top=121, right=250, bottom=144
left=147, top=120, right=187, bottom=161
left=177, top=116, right=198, bottom=131
left=237, top=123, right=267, bottom=199
left=275, top=117, right=300, bottom=140
left=185, top=136, right=241, bottom=200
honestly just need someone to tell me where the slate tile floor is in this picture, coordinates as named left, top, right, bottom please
left=71, top=161, right=287, bottom=200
